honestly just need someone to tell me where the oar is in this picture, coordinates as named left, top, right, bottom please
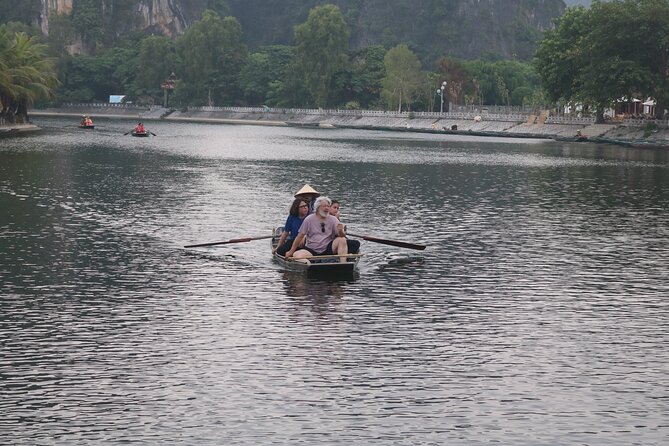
left=347, top=232, right=426, bottom=250
left=149, top=131, right=157, bottom=136
left=184, top=234, right=273, bottom=248
left=123, top=130, right=131, bottom=135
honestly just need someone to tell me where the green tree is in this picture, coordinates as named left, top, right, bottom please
left=463, top=59, right=539, bottom=107
left=294, top=4, right=350, bottom=107
left=535, top=0, right=669, bottom=121
left=56, top=45, right=138, bottom=103
left=0, top=30, right=59, bottom=123
left=333, top=45, right=386, bottom=109
left=238, top=45, right=295, bottom=106
left=134, top=35, right=179, bottom=102
left=176, top=10, right=247, bottom=106
left=381, top=44, right=422, bottom=112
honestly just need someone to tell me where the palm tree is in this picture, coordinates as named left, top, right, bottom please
left=0, top=30, right=59, bottom=124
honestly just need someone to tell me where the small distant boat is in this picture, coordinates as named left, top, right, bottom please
left=79, top=124, right=95, bottom=129
left=131, top=130, right=149, bottom=137
left=271, top=227, right=361, bottom=277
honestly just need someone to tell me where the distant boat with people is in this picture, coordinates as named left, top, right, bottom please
left=79, top=115, right=94, bottom=129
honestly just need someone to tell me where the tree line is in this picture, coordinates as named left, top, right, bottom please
left=2, top=1, right=668, bottom=123
left=52, top=5, right=545, bottom=113
left=535, top=0, right=669, bottom=121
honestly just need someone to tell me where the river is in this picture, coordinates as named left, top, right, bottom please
left=1, top=116, right=668, bottom=445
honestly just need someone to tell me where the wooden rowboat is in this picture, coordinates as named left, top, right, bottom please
left=131, top=130, right=149, bottom=137
left=271, top=227, right=361, bottom=277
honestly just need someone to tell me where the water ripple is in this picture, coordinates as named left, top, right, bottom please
left=1, top=118, right=668, bottom=445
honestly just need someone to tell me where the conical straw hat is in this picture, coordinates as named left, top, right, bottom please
left=294, top=184, right=320, bottom=197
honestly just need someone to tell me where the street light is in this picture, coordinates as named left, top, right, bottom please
left=436, top=81, right=447, bottom=113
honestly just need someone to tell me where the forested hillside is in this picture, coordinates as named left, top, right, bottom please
left=1, top=0, right=565, bottom=63
left=226, top=0, right=565, bottom=61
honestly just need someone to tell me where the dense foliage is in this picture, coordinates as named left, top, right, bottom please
left=0, top=26, right=59, bottom=123
left=535, top=0, right=669, bottom=121
left=0, top=2, right=567, bottom=112
left=294, top=5, right=350, bottom=107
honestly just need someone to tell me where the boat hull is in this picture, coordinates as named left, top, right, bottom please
left=79, top=125, right=95, bottom=129
left=271, top=227, right=360, bottom=278
left=131, top=131, right=149, bottom=137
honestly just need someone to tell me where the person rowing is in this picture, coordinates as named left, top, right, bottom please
left=285, top=196, right=350, bottom=262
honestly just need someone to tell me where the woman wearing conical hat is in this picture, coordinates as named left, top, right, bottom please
left=294, top=184, right=320, bottom=213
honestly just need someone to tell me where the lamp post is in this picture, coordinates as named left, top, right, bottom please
left=436, top=81, right=447, bottom=113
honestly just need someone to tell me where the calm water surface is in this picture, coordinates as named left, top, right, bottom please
left=1, top=117, right=668, bottom=445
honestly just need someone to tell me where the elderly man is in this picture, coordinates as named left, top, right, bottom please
left=286, top=196, right=349, bottom=262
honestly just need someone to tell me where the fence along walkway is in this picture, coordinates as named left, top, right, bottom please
left=48, top=103, right=669, bottom=127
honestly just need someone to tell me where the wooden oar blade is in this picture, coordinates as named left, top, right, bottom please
left=347, top=233, right=426, bottom=250
left=184, top=234, right=272, bottom=248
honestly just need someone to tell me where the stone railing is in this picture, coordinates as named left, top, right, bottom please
left=187, top=106, right=528, bottom=122
left=60, top=102, right=152, bottom=109
left=37, top=103, right=668, bottom=126
left=545, top=116, right=596, bottom=124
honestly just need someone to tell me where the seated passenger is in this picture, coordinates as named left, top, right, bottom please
left=286, top=196, right=349, bottom=262
left=274, top=198, right=309, bottom=256
left=329, top=199, right=360, bottom=254
left=329, top=199, right=341, bottom=220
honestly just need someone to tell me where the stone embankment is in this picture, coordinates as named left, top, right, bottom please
left=23, top=104, right=669, bottom=148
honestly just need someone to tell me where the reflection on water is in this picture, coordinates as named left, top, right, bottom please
left=1, top=117, right=668, bottom=445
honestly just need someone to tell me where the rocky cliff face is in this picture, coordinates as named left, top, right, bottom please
left=39, top=0, right=73, bottom=35
left=38, top=0, right=199, bottom=37
left=33, top=0, right=565, bottom=61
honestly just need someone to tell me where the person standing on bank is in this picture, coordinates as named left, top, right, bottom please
left=294, top=184, right=320, bottom=213
left=285, top=196, right=349, bottom=262
left=274, top=198, right=309, bottom=256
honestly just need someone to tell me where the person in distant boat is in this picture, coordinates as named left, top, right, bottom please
left=80, top=115, right=88, bottom=126
left=85, top=116, right=93, bottom=126
left=274, top=197, right=310, bottom=256
left=328, top=199, right=360, bottom=254
left=294, top=184, right=320, bottom=213
left=135, top=122, right=145, bottom=133
left=285, top=196, right=349, bottom=262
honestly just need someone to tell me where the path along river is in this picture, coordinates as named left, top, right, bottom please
left=1, top=117, right=668, bottom=445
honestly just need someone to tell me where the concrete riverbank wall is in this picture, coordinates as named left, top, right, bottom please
left=24, top=104, right=669, bottom=148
